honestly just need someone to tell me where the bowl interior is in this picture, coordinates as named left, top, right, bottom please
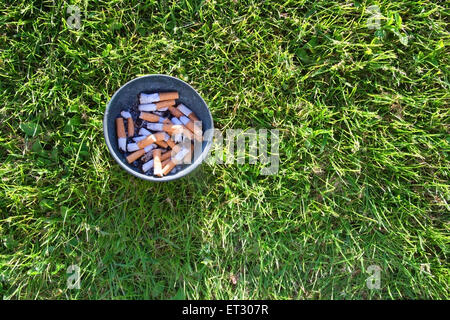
left=104, top=75, right=213, bottom=181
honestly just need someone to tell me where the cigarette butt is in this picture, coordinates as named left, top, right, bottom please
left=126, top=148, right=145, bottom=163
left=116, top=118, right=127, bottom=151
left=158, top=92, right=179, bottom=101
left=142, top=159, right=154, bottom=172
left=155, top=99, right=176, bottom=110
left=140, top=91, right=178, bottom=104
left=161, top=160, right=177, bottom=175
left=127, top=118, right=134, bottom=137
left=177, top=104, right=200, bottom=122
left=168, top=106, right=184, bottom=118
left=139, top=112, right=160, bottom=122
left=176, top=104, right=197, bottom=121
left=116, top=118, right=126, bottom=138
left=137, top=132, right=167, bottom=149
left=153, top=149, right=163, bottom=177
left=161, top=148, right=189, bottom=175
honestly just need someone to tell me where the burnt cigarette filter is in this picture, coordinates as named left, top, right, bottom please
left=139, top=92, right=179, bottom=104
left=116, top=117, right=127, bottom=151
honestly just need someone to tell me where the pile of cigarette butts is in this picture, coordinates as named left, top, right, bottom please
left=116, top=91, right=202, bottom=177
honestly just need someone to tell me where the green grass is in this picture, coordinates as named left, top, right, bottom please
left=0, top=0, right=449, bottom=299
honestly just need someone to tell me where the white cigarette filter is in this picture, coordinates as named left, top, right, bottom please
left=118, top=138, right=127, bottom=152
left=139, top=103, right=157, bottom=112
left=171, top=117, right=182, bottom=125
left=179, top=116, right=190, bottom=126
left=116, top=117, right=127, bottom=152
left=139, top=92, right=179, bottom=104
left=127, top=143, right=140, bottom=152
left=147, top=123, right=163, bottom=131
left=142, top=159, right=154, bottom=172
left=139, top=128, right=151, bottom=136
left=121, top=111, right=132, bottom=119
left=139, top=93, right=159, bottom=104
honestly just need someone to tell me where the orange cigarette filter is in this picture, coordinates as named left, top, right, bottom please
left=166, top=138, right=176, bottom=149
left=158, top=92, right=179, bottom=101
left=155, top=99, right=176, bottom=109
left=160, top=150, right=172, bottom=161
left=153, top=149, right=163, bottom=177
left=139, top=112, right=160, bottom=123
left=161, top=160, right=177, bottom=176
left=161, top=158, right=171, bottom=168
left=126, top=149, right=145, bottom=164
left=155, top=140, right=169, bottom=148
left=137, top=132, right=167, bottom=149
left=168, top=106, right=184, bottom=118
left=116, top=118, right=126, bottom=138
left=127, top=118, right=135, bottom=137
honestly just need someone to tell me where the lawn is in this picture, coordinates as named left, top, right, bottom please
left=0, top=0, right=448, bottom=299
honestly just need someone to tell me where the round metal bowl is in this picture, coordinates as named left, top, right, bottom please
left=103, top=74, right=214, bottom=181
